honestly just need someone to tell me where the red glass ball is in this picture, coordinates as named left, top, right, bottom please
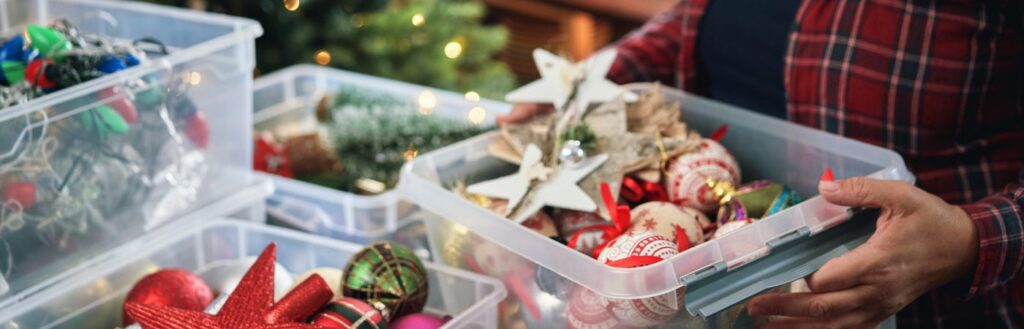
left=122, top=269, right=214, bottom=326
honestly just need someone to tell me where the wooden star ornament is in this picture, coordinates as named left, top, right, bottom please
left=506, top=49, right=637, bottom=112
left=125, top=243, right=333, bottom=329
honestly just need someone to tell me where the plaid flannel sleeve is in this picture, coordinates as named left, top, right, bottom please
left=959, top=173, right=1024, bottom=299
left=607, top=2, right=686, bottom=86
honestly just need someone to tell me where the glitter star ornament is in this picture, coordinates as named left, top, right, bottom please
left=125, top=243, right=332, bottom=329
left=468, top=144, right=609, bottom=223
left=505, top=49, right=637, bottom=111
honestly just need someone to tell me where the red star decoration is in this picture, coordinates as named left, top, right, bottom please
left=642, top=218, right=657, bottom=231
left=126, top=243, right=330, bottom=329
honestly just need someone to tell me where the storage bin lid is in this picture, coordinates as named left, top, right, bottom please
left=0, top=0, right=264, bottom=310
left=399, top=83, right=914, bottom=315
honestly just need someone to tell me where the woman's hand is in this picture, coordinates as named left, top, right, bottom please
left=495, top=103, right=554, bottom=125
left=747, top=177, right=979, bottom=328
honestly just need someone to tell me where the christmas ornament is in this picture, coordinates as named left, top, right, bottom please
left=558, top=123, right=597, bottom=152
left=553, top=209, right=607, bottom=239
left=2, top=180, right=36, bottom=209
left=558, top=140, right=587, bottom=168
left=665, top=139, right=741, bottom=212
left=122, top=269, right=214, bottom=326
left=200, top=256, right=295, bottom=302
left=566, top=183, right=631, bottom=258
left=534, top=266, right=573, bottom=300
left=0, top=35, right=25, bottom=62
left=254, top=132, right=294, bottom=177
left=597, top=230, right=678, bottom=268
left=607, top=293, right=680, bottom=328
left=310, top=297, right=388, bottom=329
left=184, top=111, right=211, bottom=149
left=100, top=86, right=139, bottom=124
left=628, top=201, right=705, bottom=249
left=390, top=313, right=450, bottom=329
left=505, top=49, right=635, bottom=112
left=292, top=267, right=345, bottom=298
left=707, top=179, right=802, bottom=223
left=24, top=58, right=55, bottom=88
left=566, top=287, right=622, bottom=329
left=468, top=143, right=609, bottom=223
left=342, top=242, right=429, bottom=320
left=80, top=105, right=131, bottom=136
left=97, top=54, right=128, bottom=73
left=713, top=220, right=751, bottom=239
left=125, top=243, right=333, bottom=329
left=522, top=210, right=558, bottom=238
left=1, top=60, right=24, bottom=86
left=25, top=24, right=71, bottom=58
left=620, top=176, right=669, bottom=205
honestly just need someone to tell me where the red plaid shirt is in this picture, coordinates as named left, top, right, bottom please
left=608, top=1, right=1024, bottom=327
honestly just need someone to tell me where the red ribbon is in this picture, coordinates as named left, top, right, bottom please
left=601, top=182, right=631, bottom=233
left=621, top=177, right=668, bottom=204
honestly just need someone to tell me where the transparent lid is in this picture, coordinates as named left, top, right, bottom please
left=399, top=83, right=913, bottom=300
left=0, top=0, right=263, bottom=308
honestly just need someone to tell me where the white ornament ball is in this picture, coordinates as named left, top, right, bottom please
left=566, top=287, right=620, bottom=329
left=629, top=201, right=706, bottom=246
left=607, top=293, right=681, bottom=327
left=597, top=230, right=678, bottom=267
left=665, top=139, right=740, bottom=212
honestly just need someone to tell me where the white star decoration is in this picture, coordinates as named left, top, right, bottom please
left=506, top=49, right=638, bottom=112
left=468, top=144, right=608, bottom=223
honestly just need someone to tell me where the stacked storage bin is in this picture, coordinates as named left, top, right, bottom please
left=252, top=65, right=510, bottom=245
left=0, top=2, right=505, bottom=328
left=398, top=85, right=911, bottom=328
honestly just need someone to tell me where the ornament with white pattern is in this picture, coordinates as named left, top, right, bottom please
left=597, top=230, right=677, bottom=267
left=665, top=139, right=740, bottom=212
left=628, top=201, right=706, bottom=247
left=607, top=292, right=681, bottom=328
left=566, top=287, right=623, bottom=329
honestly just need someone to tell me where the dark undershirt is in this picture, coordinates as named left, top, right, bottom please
left=697, top=0, right=802, bottom=119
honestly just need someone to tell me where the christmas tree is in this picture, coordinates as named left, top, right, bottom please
left=141, top=0, right=516, bottom=98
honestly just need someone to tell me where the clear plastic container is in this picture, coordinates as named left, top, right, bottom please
left=399, top=84, right=912, bottom=327
left=0, top=0, right=262, bottom=310
left=253, top=65, right=510, bottom=241
left=0, top=219, right=507, bottom=329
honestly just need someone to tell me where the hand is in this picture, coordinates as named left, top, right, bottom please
left=746, top=177, right=979, bottom=328
left=495, top=103, right=554, bottom=125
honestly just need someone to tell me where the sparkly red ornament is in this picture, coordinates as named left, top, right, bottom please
left=122, top=269, right=214, bottom=326
left=99, top=86, right=138, bottom=124
left=184, top=111, right=211, bottom=149
left=2, top=180, right=36, bottom=209
left=254, top=133, right=293, bottom=177
left=24, top=58, right=55, bottom=89
left=125, top=243, right=332, bottom=329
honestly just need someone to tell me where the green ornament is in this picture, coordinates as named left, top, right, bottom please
left=25, top=24, right=71, bottom=59
left=136, top=77, right=163, bottom=108
left=2, top=61, right=24, bottom=85
left=342, top=241, right=429, bottom=320
left=80, top=105, right=130, bottom=136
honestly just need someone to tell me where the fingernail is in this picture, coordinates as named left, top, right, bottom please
left=820, top=167, right=834, bottom=182
left=819, top=180, right=839, bottom=193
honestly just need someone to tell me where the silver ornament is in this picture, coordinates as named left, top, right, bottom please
left=558, top=140, right=587, bottom=168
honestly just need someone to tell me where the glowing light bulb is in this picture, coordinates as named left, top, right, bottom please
left=444, top=41, right=463, bottom=59
left=283, top=0, right=300, bottom=11
left=417, top=90, right=438, bottom=113
left=315, top=50, right=331, bottom=65
left=464, top=91, right=480, bottom=102
left=411, top=14, right=425, bottom=27
left=468, top=106, right=486, bottom=124
left=188, top=71, right=202, bottom=85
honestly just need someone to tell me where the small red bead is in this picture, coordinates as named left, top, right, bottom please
left=2, top=180, right=36, bottom=209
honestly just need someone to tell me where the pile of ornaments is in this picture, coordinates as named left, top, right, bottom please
left=457, top=49, right=804, bottom=328
left=120, top=242, right=447, bottom=329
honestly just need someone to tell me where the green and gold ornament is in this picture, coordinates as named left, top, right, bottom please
left=707, top=178, right=802, bottom=223
left=342, top=242, right=429, bottom=321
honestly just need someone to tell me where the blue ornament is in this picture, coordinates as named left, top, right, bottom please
left=124, top=53, right=141, bottom=67
left=0, top=35, right=25, bottom=62
left=96, top=54, right=127, bottom=73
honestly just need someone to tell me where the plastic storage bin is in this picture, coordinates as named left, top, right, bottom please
left=253, top=65, right=510, bottom=242
left=0, top=0, right=262, bottom=309
left=0, top=219, right=507, bottom=329
left=399, top=84, right=912, bottom=327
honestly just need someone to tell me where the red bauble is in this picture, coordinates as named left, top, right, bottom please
left=25, top=59, right=55, bottom=89
left=2, top=180, right=36, bottom=209
left=254, top=133, right=293, bottom=177
left=99, top=87, right=138, bottom=124
left=184, top=111, right=211, bottom=149
left=122, top=269, right=214, bottom=326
